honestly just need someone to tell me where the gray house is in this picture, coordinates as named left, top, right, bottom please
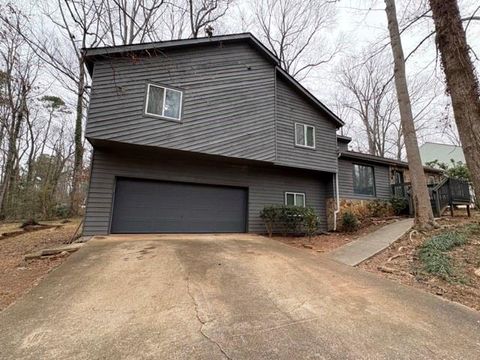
left=82, top=33, right=447, bottom=236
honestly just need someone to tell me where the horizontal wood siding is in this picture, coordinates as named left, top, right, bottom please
left=338, top=159, right=391, bottom=200
left=86, top=42, right=275, bottom=162
left=275, top=75, right=338, bottom=172
left=84, top=147, right=329, bottom=235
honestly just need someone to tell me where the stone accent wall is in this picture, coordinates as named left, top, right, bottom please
left=326, top=197, right=395, bottom=231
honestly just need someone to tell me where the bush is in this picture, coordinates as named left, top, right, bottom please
left=259, top=205, right=319, bottom=237
left=341, top=211, right=359, bottom=232
left=367, top=199, right=389, bottom=217
left=417, top=225, right=479, bottom=280
left=390, top=196, right=409, bottom=215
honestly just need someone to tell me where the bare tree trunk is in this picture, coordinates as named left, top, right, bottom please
left=69, top=60, right=85, bottom=216
left=429, top=0, right=480, bottom=205
left=385, top=0, right=436, bottom=230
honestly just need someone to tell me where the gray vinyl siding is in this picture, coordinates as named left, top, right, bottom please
left=84, top=147, right=329, bottom=235
left=338, top=141, right=349, bottom=152
left=275, top=75, right=338, bottom=172
left=338, top=159, right=391, bottom=200
left=86, top=42, right=275, bottom=162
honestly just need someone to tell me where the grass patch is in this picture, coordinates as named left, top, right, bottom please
left=418, top=223, right=480, bottom=281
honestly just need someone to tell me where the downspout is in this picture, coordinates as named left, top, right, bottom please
left=333, top=153, right=341, bottom=231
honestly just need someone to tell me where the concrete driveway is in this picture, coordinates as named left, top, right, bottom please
left=1, top=234, right=479, bottom=359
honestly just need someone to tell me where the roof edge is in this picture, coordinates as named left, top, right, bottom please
left=83, top=33, right=280, bottom=75
left=275, top=66, right=344, bottom=128
left=339, top=151, right=444, bottom=173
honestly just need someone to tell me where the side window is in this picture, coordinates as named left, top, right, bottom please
left=285, top=192, right=306, bottom=207
left=145, top=83, right=183, bottom=121
left=295, top=123, right=315, bottom=149
left=353, top=164, right=375, bottom=196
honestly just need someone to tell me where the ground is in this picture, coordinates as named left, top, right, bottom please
left=0, top=234, right=479, bottom=359
left=0, top=218, right=82, bottom=311
left=360, top=212, right=480, bottom=311
left=273, top=218, right=398, bottom=253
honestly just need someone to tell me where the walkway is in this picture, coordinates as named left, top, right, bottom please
left=328, top=218, right=414, bottom=266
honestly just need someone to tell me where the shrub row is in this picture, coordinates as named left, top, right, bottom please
left=260, top=205, right=318, bottom=237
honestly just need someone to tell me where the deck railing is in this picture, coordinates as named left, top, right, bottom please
left=390, top=178, right=471, bottom=217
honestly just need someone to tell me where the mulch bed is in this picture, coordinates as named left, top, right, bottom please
left=272, top=218, right=401, bottom=253
left=0, top=219, right=82, bottom=311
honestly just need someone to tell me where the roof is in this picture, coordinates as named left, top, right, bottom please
left=339, top=150, right=443, bottom=173
left=419, top=142, right=465, bottom=165
left=337, top=134, right=352, bottom=143
left=83, top=33, right=344, bottom=127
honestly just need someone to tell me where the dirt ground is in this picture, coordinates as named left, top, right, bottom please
left=0, top=218, right=82, bottom=311
left=273, top=218, right=399, bottom=253
left=360, top=211, right=480, bottom=311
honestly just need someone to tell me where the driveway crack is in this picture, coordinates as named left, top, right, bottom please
left=185, top=276, right=233, bottom=360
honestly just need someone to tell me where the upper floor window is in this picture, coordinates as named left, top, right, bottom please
left=145, top=83, right=183, bottom=121
left=285, top=192, right=306, bottom=207
left=295, top=123, right=315, bottom=149
left=353, top=164, right=375, bottom=196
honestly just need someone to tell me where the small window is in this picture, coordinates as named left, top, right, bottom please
left=353, top=164, right=375, bottom=196
left=295, top=123, right=315, bottom=148
left=285, top=192, right=306, bottom=207
left=145, top=83, right=183, bottom=121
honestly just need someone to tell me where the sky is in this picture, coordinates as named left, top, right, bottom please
left=14, top=0, right=480, bottom=155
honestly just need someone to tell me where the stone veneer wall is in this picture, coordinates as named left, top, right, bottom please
left=326, top=197, right=395, bottom=231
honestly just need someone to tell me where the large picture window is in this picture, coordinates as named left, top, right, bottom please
left=295, top=123, right=315, bottom=148
left=145, top=83, right=183, bottom=121
left=353, top=164, right=375, bottom=196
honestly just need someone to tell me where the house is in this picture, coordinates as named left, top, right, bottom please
left=420, top=142, right=465, bottom=166
left=82, top=33, right=456, bottom=236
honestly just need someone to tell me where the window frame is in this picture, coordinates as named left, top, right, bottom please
left=352, top=163, right=376, bottom=197
left=294, top=123, right=316, bottom=149
left=144, top=83, right=183, bottom=121
left=284, top=192, right=306, bottom=207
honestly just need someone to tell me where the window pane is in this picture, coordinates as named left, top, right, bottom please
left=295, top=124, right=305, bottom=146
left=164, top=89, right=182, bottom=119
left=295, top=194, right=305, bottom=207
left=306, top=126, right=314, bottom=147
left=353, top=164, right=375, bottom=196
left=146, top=85, right=164, bottom=116
left=286, top=193, right=295, bottom=206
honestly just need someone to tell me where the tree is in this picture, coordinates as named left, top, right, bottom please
left=254, top=0, right=339, bottom=80
left=337, top=53, right=397, bottom=157
left=384, top=0, right=436, bottom=230
left=187, top=0, right=233, bottom=38
left=101, top=0, right=166, bottom=45
left=429, top=0, right=480, bottom=205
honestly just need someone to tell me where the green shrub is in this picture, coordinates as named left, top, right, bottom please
left=418, top=227, right=477, bottom=280
left=341, top=211, right=359, bottom=232
left=260, top=205, right=319, bottom=237
left=390, top=197, right=409, bottom=215
left=259, top=206, right=279, bottom=237
left=367, top=199, right=389, bottom=217
left=303, top=207, right=319, bottom=238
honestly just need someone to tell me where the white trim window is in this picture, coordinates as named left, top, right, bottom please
left=145, top=83, right=183, bottom=121
left=285, top=192, right=306, bottom=207
left=295, top=123, right=315, bottom=148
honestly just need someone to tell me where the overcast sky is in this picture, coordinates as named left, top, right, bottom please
left=17, top=0, right=480, bottom=153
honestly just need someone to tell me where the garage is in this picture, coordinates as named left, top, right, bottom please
left=110, top=178, right=248, bottom=233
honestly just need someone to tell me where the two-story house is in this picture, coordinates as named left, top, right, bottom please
left=83, top=34, right=343, bottom=235
left=82, top=33, right=450, bottom=236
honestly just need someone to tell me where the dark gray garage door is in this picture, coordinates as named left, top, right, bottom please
left=111, top=178, right=248, bottom=233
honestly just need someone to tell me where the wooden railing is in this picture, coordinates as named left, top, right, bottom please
left=391, top=178, right=471, bottom=217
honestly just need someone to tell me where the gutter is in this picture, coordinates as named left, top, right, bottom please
left=333, top=153, right=341, bottom=231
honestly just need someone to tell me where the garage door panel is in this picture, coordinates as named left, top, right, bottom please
left=111, top=178, right=247, bottom=233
